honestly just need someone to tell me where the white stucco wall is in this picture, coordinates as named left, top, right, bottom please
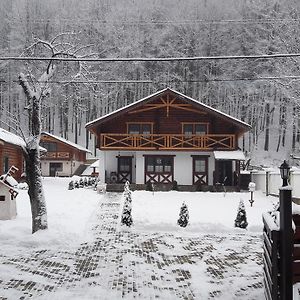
left=41, top=160, right=85, bottom=177
left=135, top=151, right=214, bottom=185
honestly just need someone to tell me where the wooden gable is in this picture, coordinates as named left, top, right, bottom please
left=86, top=88, right=251, bottom=137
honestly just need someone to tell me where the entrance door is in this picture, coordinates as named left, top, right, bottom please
left=216, top=160, right=232, bottom=185
left=117, top=156, right=132, bottom=183
left=49, top=162, right=63, bottom=177
left=193, top=156, right=208, bottom=185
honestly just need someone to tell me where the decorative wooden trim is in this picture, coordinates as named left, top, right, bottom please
left=117, top=156, right=132, bottom=183
left=100, top=133, right=235, bottom=151
left=144, top=155, right=174, bottom=183
left=192, top=156, right=208, bottom=185
left=128, top=95, right=207, bottom=117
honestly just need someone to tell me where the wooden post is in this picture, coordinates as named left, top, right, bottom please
left=279, top=186, right=293, bottom=300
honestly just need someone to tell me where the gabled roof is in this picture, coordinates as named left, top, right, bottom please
left=41, top=132, right=91, bottom=153
left=85, top=87, right=251, bottom=131
left=0, top=128, right=26, bottom=148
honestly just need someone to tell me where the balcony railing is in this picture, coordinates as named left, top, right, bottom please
left=44, top=152, right=70, bottom=159
left=100, top=134, right=235, bottom=150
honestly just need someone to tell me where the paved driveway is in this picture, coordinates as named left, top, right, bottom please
left=0, top=193, right=263, bottom=299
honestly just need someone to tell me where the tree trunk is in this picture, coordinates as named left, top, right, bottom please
left=24, top=148, right=47, bottom=233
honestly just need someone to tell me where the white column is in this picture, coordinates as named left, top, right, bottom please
left=98, top=151, right=106, bottom=183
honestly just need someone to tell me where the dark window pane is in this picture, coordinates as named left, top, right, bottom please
left=3, top=157, right=9, bottom=173
left=128, top=124, right=140, bottom=134
left=41, top=142, right=57, bottom=152
left=183, top=124, right=193, bottom=136
left=195, top=124, right=207, bottom=135
left=141, top=124, right=151, bottom=135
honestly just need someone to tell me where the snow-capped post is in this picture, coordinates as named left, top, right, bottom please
left=121, top=181, right=133, bottom=227
left=278, top=160, right=292, bottom=299
left=177, top=202, right=189, bottom=227
left=248, top=182, right=255, bottom=207
left=234, top=199, right=248, bottom=229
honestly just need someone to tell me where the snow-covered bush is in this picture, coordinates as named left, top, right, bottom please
left=68, top=181, right=74, bottom=190
left=121, top=181, right=133, bottom=227
left=177, top=202, right=189, bottom=227
left=234, top=199, right=248, bottom=229
left=74, top=181, right=79, bottom=188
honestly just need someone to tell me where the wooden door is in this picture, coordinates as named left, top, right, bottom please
left=49, top=162, right=63, bottom=177
left=193, top=156, right=208, bottom=185
left=145, top=156, right=174, bottom=183
left=117, top=156, right=132, bottom=183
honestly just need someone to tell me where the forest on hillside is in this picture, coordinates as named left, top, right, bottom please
left=1, top=0, right=300, bottom=165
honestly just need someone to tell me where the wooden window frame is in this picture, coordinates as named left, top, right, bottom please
left=181, top=122, right=209, bottom=135
left=126, top=122, right=154, bottom=134
left=191, top=155, right=209, bottom=185
left=144, top=155, right=175, bottom=183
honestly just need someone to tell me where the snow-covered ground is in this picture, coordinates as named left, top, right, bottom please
left=131, top=190, right=277, bottom=234
left=1, top=178, right=277, bottom=250
left=0, top=178, right=287, bottom=299
left=0, top=177, right=101, bottom=252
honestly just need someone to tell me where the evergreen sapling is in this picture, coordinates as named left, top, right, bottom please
left=234, top=199, right=248, bottom=229
left=121, top=181, right=133, bottom=227
left=177, top=202, right=189, bottom=227
left=68, top=180, right=74, bottom=190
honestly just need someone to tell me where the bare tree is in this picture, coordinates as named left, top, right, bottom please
left=18, top=33, right=95, bottom=233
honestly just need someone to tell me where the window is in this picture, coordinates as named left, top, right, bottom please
left=40, top=141, right=57, bottom=152
left=183, top=123, right=208, bottom=136
left=3, top=157, right=9, bottom=173
left=195, top=159, right=206, bottom=173
left=146, top=156, right=173, bottom=173
left=0, top=196, right=5, bottom=201
left=128, top=123, right=152, bottom=135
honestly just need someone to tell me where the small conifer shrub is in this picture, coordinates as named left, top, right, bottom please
left=234, top=199, right=248, bottom=229
left=177, top=202, right=189, bottom=227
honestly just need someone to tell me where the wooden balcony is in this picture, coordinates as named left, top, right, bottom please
left=100, top=134, right=235, bottom=150
left=44, top=152, right=70, bottom=159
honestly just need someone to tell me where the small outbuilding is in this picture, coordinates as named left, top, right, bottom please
left=40, top=132, right=91, bottom=177
left=0, top=176, right=18, bottom=220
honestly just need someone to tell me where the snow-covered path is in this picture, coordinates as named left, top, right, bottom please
left=0, top=192, right=263, bottom=299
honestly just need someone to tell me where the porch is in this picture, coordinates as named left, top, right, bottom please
left=98, top=150, right=243, bottom=190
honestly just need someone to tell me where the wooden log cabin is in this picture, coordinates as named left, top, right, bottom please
left=86, top=88, right=251, bottom=190
left=40, top=132, right=91, bottom=177
left=0, top=128, right=25, bottom=181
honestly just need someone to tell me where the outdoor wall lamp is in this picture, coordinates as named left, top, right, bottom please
left=279, top=160, right=290, bottom=187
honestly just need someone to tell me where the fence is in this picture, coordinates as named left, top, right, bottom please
left=250, top=169, right=300, bottom=198
left=262, top=212, right=280, bottom=300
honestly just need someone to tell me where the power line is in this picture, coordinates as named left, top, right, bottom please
left=8, top=17, right=300, bottom=25
left=1, top=52, right=300, bottom=62
left=1, top=75, right=300, bottom=84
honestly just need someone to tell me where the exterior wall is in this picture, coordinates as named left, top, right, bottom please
left=251, top=169, right=300, bottom=198
left=41, top=160, right=84, bottom=177
left=103, top=150, right=215, bottom=185
left=40, top=135, right=87, bottom=162
left=0, top=185, right=17, bottom=220
left=0, top=142, right=24, bottom=179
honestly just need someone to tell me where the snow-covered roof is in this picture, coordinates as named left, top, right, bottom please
left=214, top=150, right=246, bottom=161
left=0, top=128, right=26, bottom=148
left=41, top=132, right=91, bottom=153
left=85, top=87, right=251, bottom=130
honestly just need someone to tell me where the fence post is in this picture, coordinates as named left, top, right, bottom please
left=266, top=171, right=269, bottom=196
left=279, top=186, right=293, bottom=300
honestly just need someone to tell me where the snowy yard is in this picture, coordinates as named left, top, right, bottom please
left=0, top=178, right=281, bottom=299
